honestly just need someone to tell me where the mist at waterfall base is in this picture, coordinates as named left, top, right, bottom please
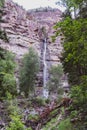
left=43, top=38, right=49, bottom=98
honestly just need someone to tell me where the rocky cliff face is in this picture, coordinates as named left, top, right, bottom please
left=0, top=0, right=63, bottom=86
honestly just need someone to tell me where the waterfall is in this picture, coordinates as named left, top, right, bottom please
left=43, top=38, right=49, bottom=98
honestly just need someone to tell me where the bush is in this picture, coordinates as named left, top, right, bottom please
left=28, top=114, right=39, bottom=121
left=45, top=98, right=50, bottom=104
left=71, top=76, right=87, bottom=108
left=0, top=0, right=5, bottom=7
left=49, top=109, right=58, bottom=116
left=70, top=110, right=78, bottom=118
left=19, top=47, right=40, bottom=97
left=32, top=97, right=46, bottom=106
left=48, top=64, right=63, bottom=94
left=0, top=48, right=17, bottom=99
left=6, top=100, right=30, bottom=130
left=58, top=118, right=74, bottom=130
left=6, top=115, right=25, bottom=130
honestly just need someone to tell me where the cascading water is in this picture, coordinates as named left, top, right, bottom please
left=43, top=38, right=49, bottom=98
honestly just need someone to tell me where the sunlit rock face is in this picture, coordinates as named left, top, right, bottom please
left=30, top=8, right=62, bottom=65
left=1, top=0, right=40, bottom=60
left=0, top=0, right=63, bottom=86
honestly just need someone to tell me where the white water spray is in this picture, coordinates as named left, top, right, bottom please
left=43, top=38, right=48, bottom=98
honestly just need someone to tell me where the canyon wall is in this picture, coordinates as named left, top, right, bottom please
left=0, top=0, right=63, bottom=86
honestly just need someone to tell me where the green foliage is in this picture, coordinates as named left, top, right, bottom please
left=7, top=100, right=19, bottom=116
left=0, top=30, right=9, bottom=42
left=54, top=2, right=87, bottom=120
left=54, top=0, right=87, bottom=86
left=36, top=97, right=46, bottom=106
left=58, top=118, right=74, bottom=130
left=70, top=110, right=78, bottom=118
left=45, top=98, right=50, bottom=104
left=42, top=115, right=59, bottom=130
left=28, top=114, right=39, bottom=121
left=48, top=64, right=63, bottom=94
left=6, top=100, right=29, bottom=130
left=19, top=47, right=40, bottom=97
left=0, top=48, right=17, bottom=98
left=5, top=92, right=13, bottom=100
left=49, top=109, right=58, bottom=116
left=0, top=0, right=8, bottom=42
left=41, top=26, right=47, bottom=38
left=27, top=128, right=32, bottom=130
left=32, top=96, right=46, bottom=106
left=0, top=0, right=5, bottom=7
left=71, top=76, right=87, bottom=107
left=57, top=0, right=87, bottom=18
left=54, top=0, right=87, bottom=129
left=54, top=17, right=87, bottom=85
left=42, top=116, right=73, bottom=130
left=6, top=115, right=25, bottom=130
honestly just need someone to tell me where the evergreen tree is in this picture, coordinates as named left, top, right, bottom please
left=19, top=47, right=40, bottom=97
left=48, top=65, right=63, bottom=94
left=0, top=48, right=17, bottom=99
left=54, top=0, right=87, bottom=128
left=54, top=0, right=87, bottom=85
left=0, top=0, right=8, bottom=41
left=0, top=1, right=16, bottom=99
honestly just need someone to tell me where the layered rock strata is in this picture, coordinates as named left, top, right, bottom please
left=0, top=0, right=63, bottom=86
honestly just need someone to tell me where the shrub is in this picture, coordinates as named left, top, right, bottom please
left=0, top=0, right=5, bottom=7
left=49, top=109, right=58, bottom=116
left=6, top=100, right=30, bottom=130
left=32, top=97, right=46, bottom=106
left=58, top=118, right=74, bottom=130
left=48, top=64, right=63, bottom=94
left=70, top=110, right=78, bottom=118
left=45, top=98, right=50, bottom=104
left=28, top=114, right=39, bottom=121
left=6, top=115, right=25, bottom=130
left=71, top=76, right=87, bottom=108
left=0, top=48, right=17, bottom=99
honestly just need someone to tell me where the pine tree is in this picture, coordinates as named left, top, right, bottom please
left=54, top=0, right=87, bottom=129
left=0, top=0, right=8, bottom=41
left=19, top=47, right=40, bottom=97
left=0, top=48, right=17, bottom=99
